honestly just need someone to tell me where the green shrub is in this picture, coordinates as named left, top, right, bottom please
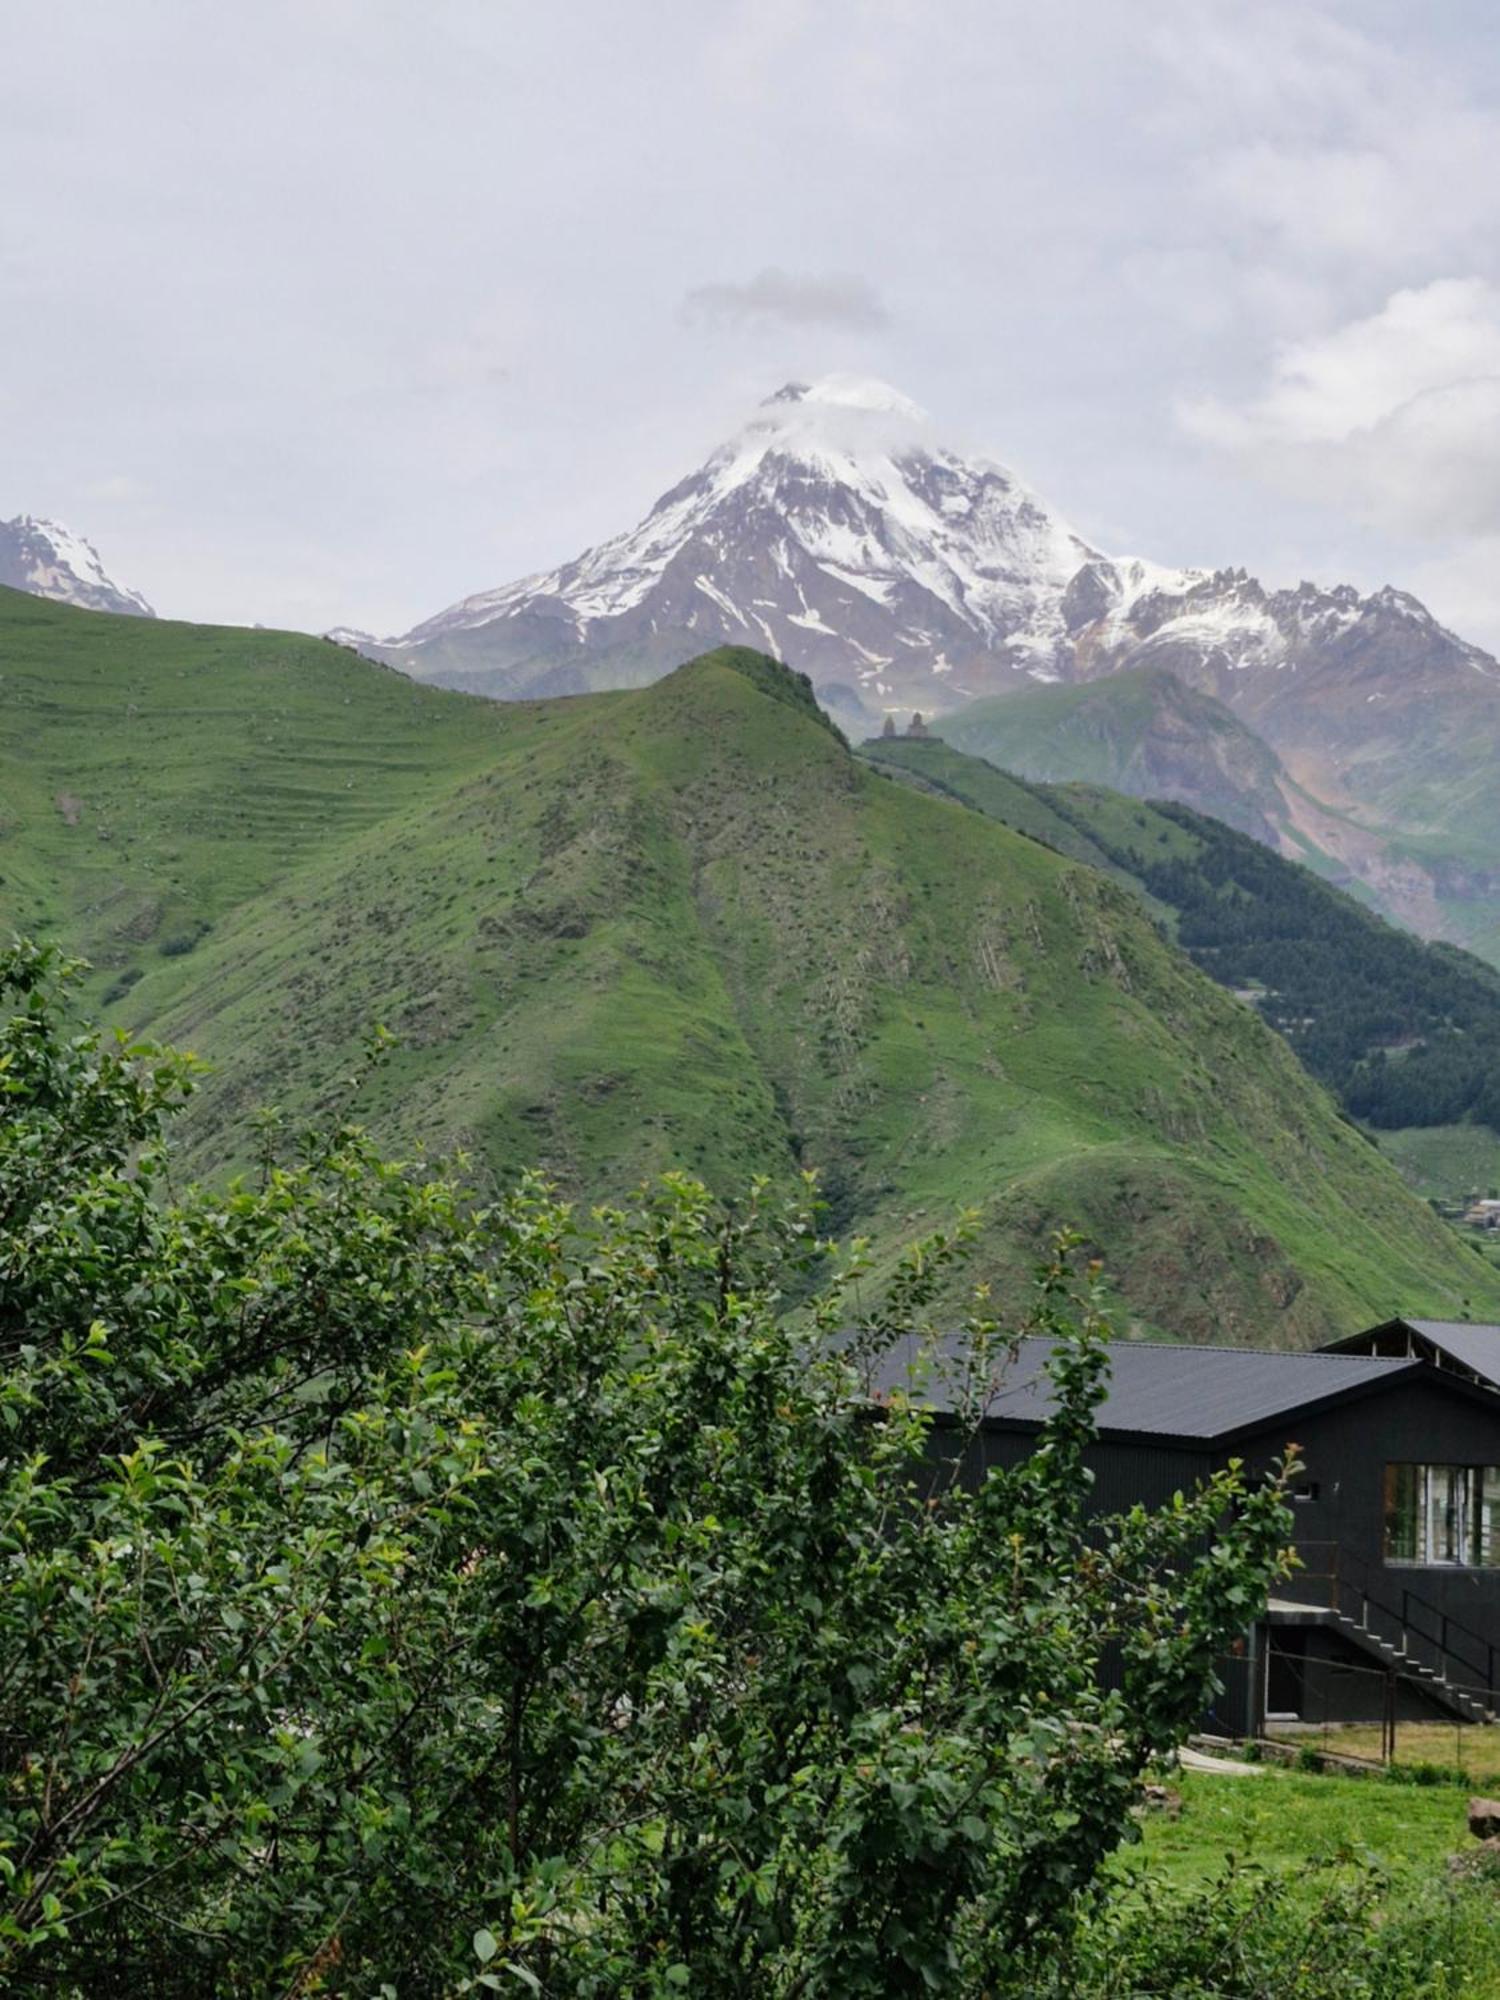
left=1393, top=1760, right=1467, bottom=1788
left=1019, top=1861, right=1500, bottom=1998
left=158, top=917, right=209, bottom=956
left=0, top=941, right=1298, bottom=1996
left=101, top=963, right=143, bottom=1005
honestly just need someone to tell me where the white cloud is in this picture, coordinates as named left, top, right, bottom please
left=81, top=473, right=148, bottom=503
left=1153, top=6, right=1500, bottom=278
left=1210, top=122, right=1500, bottom=273
left=681, top=268, right=891, bottom=332
left=1181, top=279, right=1500, bottom=537
left=1404, top=536, right=1500, bottom=654
left=6, top=0, right=1500, bottom=639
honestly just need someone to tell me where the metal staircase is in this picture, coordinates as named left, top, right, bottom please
left=1268, top=1598, right=1494, bottom=1723
left=1274, top=1540, right=1499, bottom=1726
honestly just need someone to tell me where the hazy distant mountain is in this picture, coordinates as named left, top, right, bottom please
left=0, top=515, right=153, bottom=618
left=934, top=665, right=1297, bottom=851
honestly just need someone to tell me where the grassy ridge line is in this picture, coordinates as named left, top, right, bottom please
left=111, top=645, right=1500, bottom=1342
left=0, top=585, right=509, bottom=995
left=861, top=736, right=1184, bottom=930
left=5, top=596, right=1497, bottom=1338
left=864, top=733, right=1500, bottom=1146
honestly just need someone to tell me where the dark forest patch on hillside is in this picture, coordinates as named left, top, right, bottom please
left=870, top=734, right=1500, bottom=1140
left=1047, top=792, right=1500, bottom=1135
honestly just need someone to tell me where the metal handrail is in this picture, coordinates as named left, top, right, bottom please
left=1285, top=1538, right=1498, bottom=1699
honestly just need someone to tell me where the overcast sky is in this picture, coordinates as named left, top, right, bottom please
left=7, top=0, right=1500, bottom=646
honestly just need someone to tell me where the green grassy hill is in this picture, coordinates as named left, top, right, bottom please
left=6, top=588, right=1498, bottom=1341
left=931, top=662, right=1500, bottom=970
left=0, top=587, right=511, bottom=993
left=863, top=733, right=1500, bottom=1145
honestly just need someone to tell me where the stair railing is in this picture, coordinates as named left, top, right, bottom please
left=1285, top=1539, right=1497, bottom=1704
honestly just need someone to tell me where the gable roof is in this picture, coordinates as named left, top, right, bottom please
left=1323, top=1317, right=1500, bottom=1390
left=875, top=1335, right=1424, bottom=1446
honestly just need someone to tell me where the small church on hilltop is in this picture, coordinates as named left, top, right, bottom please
left=881, top=712, right=930, bottom=740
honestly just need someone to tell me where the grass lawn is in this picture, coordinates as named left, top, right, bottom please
left=1131, top=1765, right=1477, bottom=1890
left=1089, top=1763, right=1500, bottom=1997
left=1377, top=1124, right=1500, bottom=1206
left=1267, top=1721, right=1500, bottom=1786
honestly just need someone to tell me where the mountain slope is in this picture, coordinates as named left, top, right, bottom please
left=933, top=667, right=1298, bottom=849
left=351, top=376, right=1500, bottom=965
left=0, top=515, right=153, bottom=616
left=0, top=585, right=507, bottom=986
left=1072, top=575, right=1500, bottom=963
left=6, top=589, right=1498, bottom=1342
left=863, top=732, right=1500, bottom=1140
left=934, top=661, right=1500, bottom=958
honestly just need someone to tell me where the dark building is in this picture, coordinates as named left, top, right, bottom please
left=1321, top=1315, right=1500, bottom=1393
left=905, top=1335, right=1500, bottom=1735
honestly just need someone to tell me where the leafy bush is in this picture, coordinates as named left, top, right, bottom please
left=1388, top=1761, right=1467, bottom=1789
left=0, top=941, right=1296, bottom=1995
left=100, top=964, right=142, bottom=1006
left=157, top=918, right=209, bottom=957
left=1025, top=1859, right=1500, bottom=1999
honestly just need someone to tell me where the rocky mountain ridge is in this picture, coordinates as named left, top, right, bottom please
left=351, top=377, right=1499, bottom=736
left=0, top=514, right=153, bottom=618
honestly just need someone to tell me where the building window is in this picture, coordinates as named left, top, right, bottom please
left=1384, top=1463, right=1500, bottom=1566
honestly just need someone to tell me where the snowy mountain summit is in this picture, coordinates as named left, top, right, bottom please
left=358, top=376, right=1495, bottom=726
left=0, top=515, right=154, bottom=618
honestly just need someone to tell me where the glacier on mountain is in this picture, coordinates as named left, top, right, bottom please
left=353, top=375, right=1498, bottom=724
left=0, top=515, right=154, bottom=618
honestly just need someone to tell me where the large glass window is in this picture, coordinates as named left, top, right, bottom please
left=1384, top=1463, right=1500, bottom=1566
left=1384, top=1463, right=1420, bottom=1562
left=1481, top=1467, right=1500, bottom=1568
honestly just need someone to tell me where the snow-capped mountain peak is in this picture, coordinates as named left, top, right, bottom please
left=355, top=377, right=1500, bottom=732
left=765, top=374, right=925, bottom=417
left=0, top=514, right=154, bottom=618
left=384, top=375, right=1111, bottom=705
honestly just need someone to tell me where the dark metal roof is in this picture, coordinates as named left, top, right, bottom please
left=1324, top=1317, right=1500, bottom=1389
left=874, top=1335, right=1422, bottom=1444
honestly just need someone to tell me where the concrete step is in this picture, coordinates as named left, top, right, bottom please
left=1326, top=1609, right=1495, bottom=1720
